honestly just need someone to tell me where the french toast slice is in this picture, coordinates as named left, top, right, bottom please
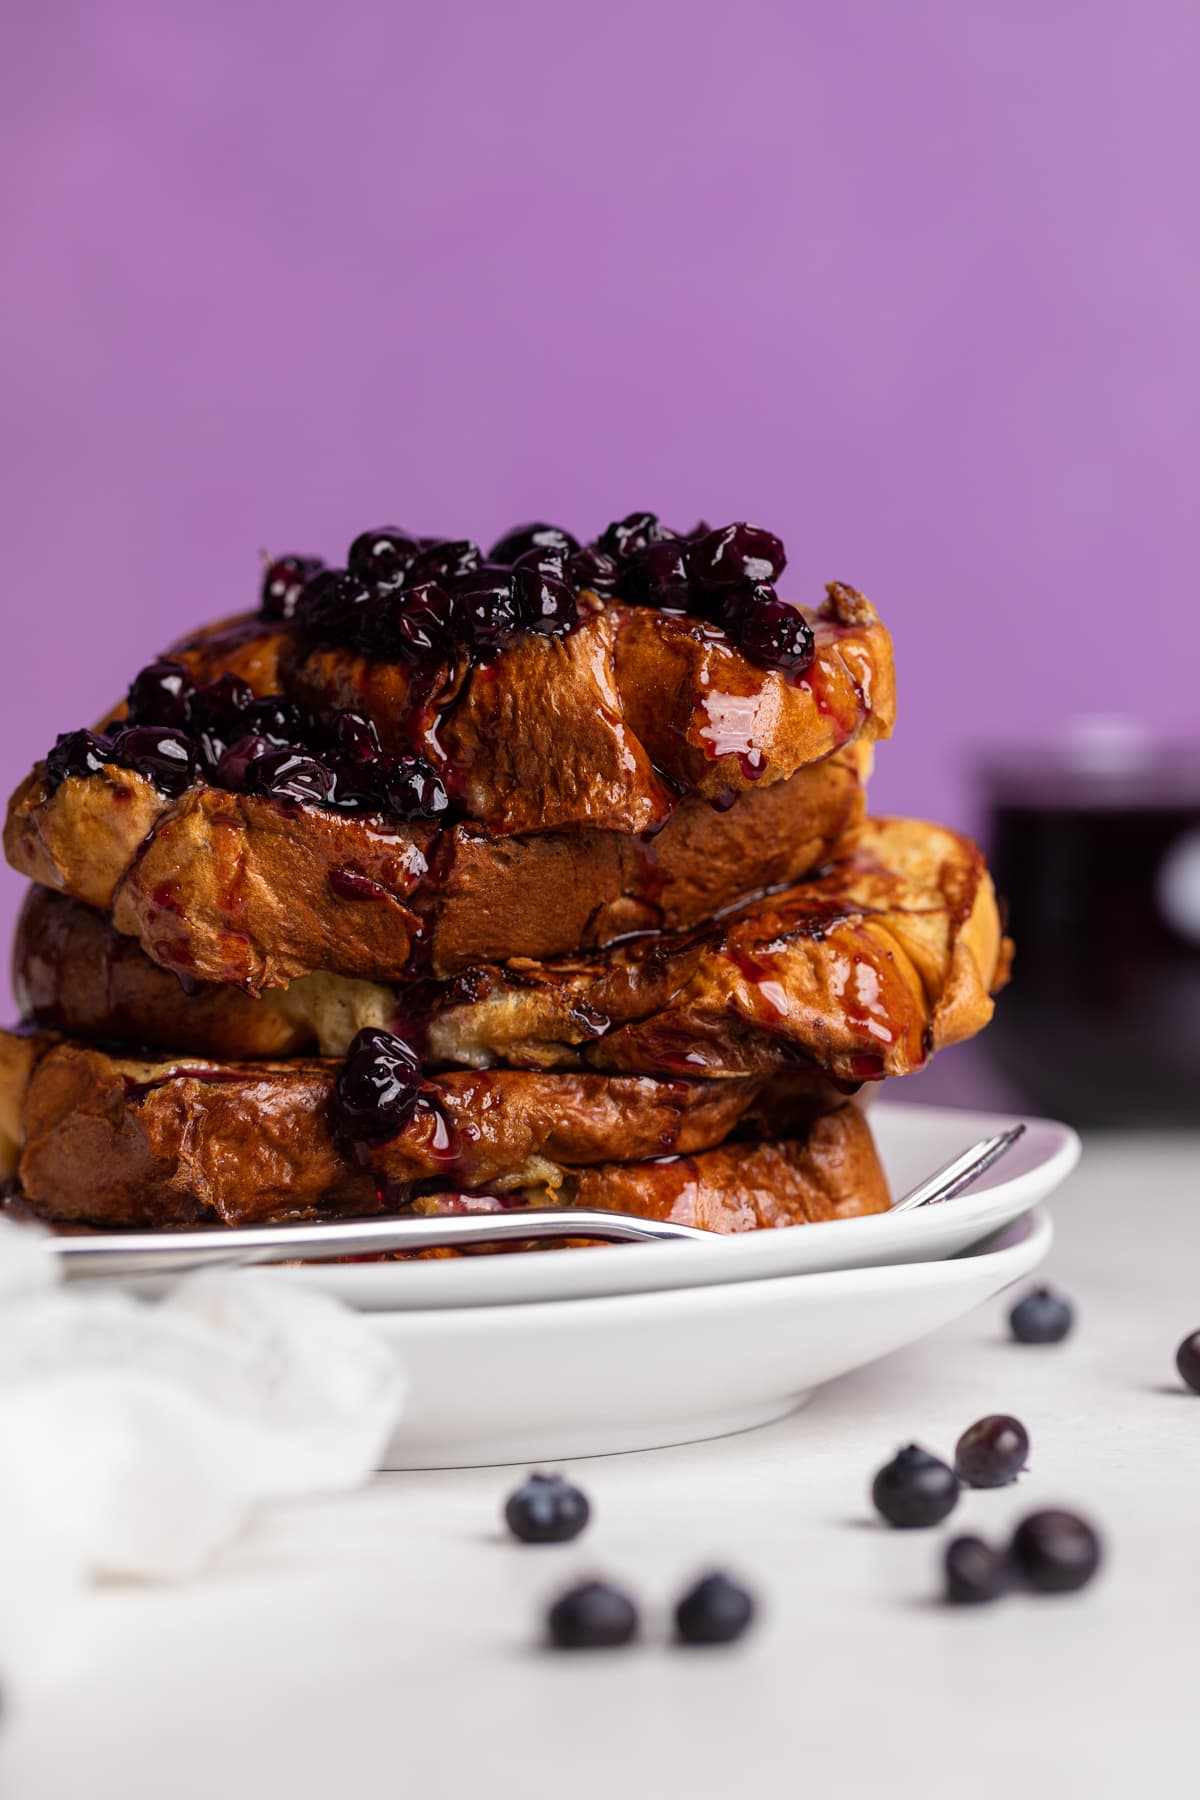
left=6, top=747, right=866, bottom=989
left=165, top=583, right=894, bottom=834
left=14, top=817, right=1007, bottom=1082
left=0, top=1030, right=870, bottom=1229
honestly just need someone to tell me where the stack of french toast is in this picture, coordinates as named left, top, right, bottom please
left=0, top=516, right=1009, bottom=1239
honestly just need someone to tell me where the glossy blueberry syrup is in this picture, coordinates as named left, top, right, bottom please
left=276, top=512, right=819, bottom=678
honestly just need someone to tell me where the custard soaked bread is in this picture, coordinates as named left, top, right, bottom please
left=6, top=746, right=868, bottom=990
left=2, top=510, right=1001, bottom=1241
left=0, top=1030, right=886, bottom=1231
left=16, top=817, right=1007, bottom=1080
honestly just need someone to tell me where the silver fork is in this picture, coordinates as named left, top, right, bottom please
left=43, top=1124, right=1026, bottom=1279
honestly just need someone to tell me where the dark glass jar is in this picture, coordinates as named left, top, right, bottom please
left=980, top=723, right=1200, bottom=1129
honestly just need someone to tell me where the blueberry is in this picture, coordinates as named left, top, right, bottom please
left=566, top=546, right=620, bottom=595
left=214, top=733, right=281, bottom=791
left=546, top=1581, right=638, bottom=1650
left=110, top=726, right=196, bottom=797
left=1009, top=1287, right=1074, bottom=1344
left=334, top=1028, right=423, bottom=1150
left=189, top=673, right=255, bottom=742
left=944, top=1535, right=1009, bottom=1605
left=622, top=538, right=692, bottom=608
left=871, top=1444, right=959, bottom=1529
left=262, top=554, right=324, bottom=621
left=721, top=586, right=816, bottom=675
left=674, top=1572, right=756, bottom=1645
left=347, top=527, right=419, bottom=590
left=391, top=582, right=458, bottom=662
left=453, top=566, right=523, bottom=652
left=373, top=753, right=450, bottom=821
left=331, top=710, right=382, bottom=763
left=504, top=1472, right=590, bottom=1544
left=489, top=523, right=579, bottom=566
left=407, top=539, right=483, bottom=588
left=1009, top=1510, right=1102, bottom=1594
left=45, top=728, right=114, bottom=790
left=242, top=695, right=310, bottom=745
left=1176, top=1330, right=1200, bottom=1394
left=954, top=1415, right=1029, bottom=1488
left=690, top=523, right=786, bottom=589
left=513, top=566, right=578, bottom=637
left=126, top=659, right=196, bottom=728
left=243, top=748, right=334, bottom=805
left=597, top=512, right=673, bottom=561
left=294, top=569, right=375, bottom=645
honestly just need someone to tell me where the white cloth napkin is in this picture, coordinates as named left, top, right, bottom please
left=0, top=1216, right=406, bottom=1688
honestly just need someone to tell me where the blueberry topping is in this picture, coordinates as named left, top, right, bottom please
left=597, top=511, right=673, bottom=560
left=347, top=527, right=419, bottom=590
left=332, top=710, right=382, bottom=762
left=187, top=674, right=256, bottom=771
left=126, top=659, right=195, bottom=728
left=1176, top=1329, right=1200, bottom=1393
left=622, top=538, right=692, bottom=608
left=262, top=554, right=324, bottom=621
left=546, top=1581, right=639, bottom=1650
left=407, top=539, right=483, bottom=588
left=372, top=753, right=449, bottom=820
left=242, top=695, right=310, bottom=745
left=110, top=726, right=196, bottom=797
left=1009, top=1286, right=1074, bottom=1345
left=489, top=522, right=579, bottom=565
left=674, top=1572, right=756, bottom=1645
left=871, top=1444, right=959, bottom=1529
left=720, top=586, right=816, bottom=674
left=954, top=1415, right=1029, bottom=1488
left=294, top=569, right=375, bottom=645
left=504, top=1472, right=590, bottom=1544
left=452, top=565, right=524, bottom=652
left=242, top=748, right=334, bottom=805
left=45, top=729, right=113, bottom=790
left=1009, top=1510, right=1102, bottom=1594
left=566, top=545, right=620, bottom=595
left=214, top=733, right=280, bottom=791
left=391, top=582, right=458, bottom=662
left=944, top=1535, right=1009, bottom=1605
left=334, top=1027, right=423, bottom=1149
left=689, top=523, right=786, bottom=589
left=513, top=565, right=578, bottom=636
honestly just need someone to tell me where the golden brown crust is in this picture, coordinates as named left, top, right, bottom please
left=3, top=1031, right=842, bottom=1226
left=171, top=590, right=894, bottom=836
left=6, top=750, right=865, bottom=989
left=569, top=1107, right=889, bottom=1228
left=13, top=810, right=1004, bottom=1084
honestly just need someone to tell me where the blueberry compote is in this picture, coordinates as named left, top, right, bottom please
left=273, top=512, right=818, bottom=678
left=333, top=1028, right=424, bottom=1155
left=43, top=666, right=448, bottom=824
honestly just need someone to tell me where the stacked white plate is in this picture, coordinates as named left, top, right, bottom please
left=281, top=1102, right=1080, bottom=1469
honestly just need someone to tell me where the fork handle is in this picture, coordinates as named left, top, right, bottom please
left=49, top=1207, right=713, bottom=1278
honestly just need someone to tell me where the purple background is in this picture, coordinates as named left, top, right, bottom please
left=3, top=0, right=1199, bottom=1008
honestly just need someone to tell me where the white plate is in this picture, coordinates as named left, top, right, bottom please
left=376, top=1207, right=1053, bottom=1468
left=284, top=1103, right=1078, bottom=1312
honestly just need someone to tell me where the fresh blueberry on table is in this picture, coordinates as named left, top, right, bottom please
left=546, top=1581, right=639, bottom=1649
left=944, top=1535, right=1009, bottom=1605
left=871, top=1444, right=959, bottom=1528
left=674, top=1572, right=756, bottom=1645
left=1008, top=1286, right=1074, bottom=1344
left=1009, top=1510, right=1102, bottom=1594
left=504, top=1472, right=590, bottom=1544
left=954, top=1414, right=1029, bottom=1488
left=1175, top=1330, right=1200, bottom=1394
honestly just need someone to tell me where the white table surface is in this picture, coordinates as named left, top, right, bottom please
left=2, top=1130, right=1198, bottom=1800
